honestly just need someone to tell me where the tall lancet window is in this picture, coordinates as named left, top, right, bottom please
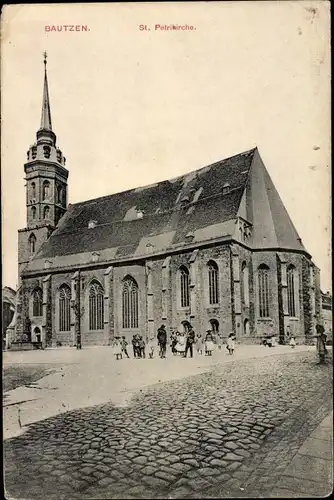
left=122, top=276, right=139, bottom=329
left=59, top=285, right=71, bottom=332
left=287, top=265, right=296, bottom=317
left=258, top=264, right=270, bottom=318
left=32, top=287, right=43, bottom=317
left=179, top=266, right=190, bottom=308
left=29, top=233, right=36, bottom=255
left=88, top=281, right=104, bottom=331
left=241, top=262, right=250, bottom=307
left=31, top=182, right=36, bottom=199
left=207, top=261, right=219, bottom=305
left=42, top=180, right=50, bottom=200
left=43, top=206, right=50, bottom=219
left=31, top=206, right=36, bottom=220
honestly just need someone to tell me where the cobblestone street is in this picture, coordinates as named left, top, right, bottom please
left=4, top=350, right=333, bottom=499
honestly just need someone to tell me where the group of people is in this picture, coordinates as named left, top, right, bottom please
left=111, top=325, right=237, bottom=360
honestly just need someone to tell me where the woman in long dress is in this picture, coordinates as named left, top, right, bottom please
left=175, top=332, right=186, bottom=356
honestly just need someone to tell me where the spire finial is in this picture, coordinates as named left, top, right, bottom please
left=40, top=51, right=52, bottom=131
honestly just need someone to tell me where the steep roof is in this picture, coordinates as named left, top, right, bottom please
left=25, top=147, right=309, bottom=274
left=245, top=150, right=306, bottom=252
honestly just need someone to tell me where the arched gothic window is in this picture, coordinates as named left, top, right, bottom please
left=31, top=182, right=36, bottom=199
left=258, top=264, right=270, bottom=317
left=42, top=180, right=50, bottom=200
left=31, top=206, right=36, bottom=220
left=89, top=281, right=104, bottom=330
left=122, top=276, right=139, bottom=329
left=29, top=233, right=36, bottom=254
left=59, top=285, right=71, bottom=332
left=287, top=265, right=296, bottom=317
left=43, top=206, right=50, bottom=219
left=179, top=266, right=190, bottom=308
left=32, top=287, right=43, bottom=317
left=208, top=261, right=219, bottom=305
left=241, top=262, right=250, bottom=307
left=210, top=319, right=219, bottom=333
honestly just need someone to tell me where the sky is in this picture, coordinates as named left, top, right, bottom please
left=1, top=2, right=331, bottom=292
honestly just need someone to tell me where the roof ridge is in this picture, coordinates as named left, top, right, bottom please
left=70, top=148, right=257, bottom=208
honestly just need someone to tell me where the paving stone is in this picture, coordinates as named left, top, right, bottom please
left=165, top=454, right=181, bottom=464
left=224, top=452, right=244, bottom=461
left=170, top=486, right=192, bottom=498
left=227, top=461, right=243, bottom=471
left=184, top=459, right=200, bottom=468
left=132, top=455, right=148, bottom=465
left=142, top=475, right=169, bottom=488
left=155, top=470, right=175, bottom=482
left=210, top=458, right=228, bottom=467
left=198, top=467, right=220, bottom=477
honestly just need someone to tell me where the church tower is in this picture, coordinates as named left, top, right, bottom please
left=18, top=53, right=69, bottom=278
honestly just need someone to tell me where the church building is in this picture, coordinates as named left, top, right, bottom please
left=12, top=57, right=322, bottom=348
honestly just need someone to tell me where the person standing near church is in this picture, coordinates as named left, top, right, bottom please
left=196, top=332, right=204, bottom=355
left=227, top=333, right=236, bottom=355
left=121, top=336, right=130, bottom=358
left=132, top=334, right=140, bottom=358
left=157, top=325, right=167, bottom=358
left=185, top=325, right=195, bottom=358
left=205, top=330, right=215, bottom=356
left=138, top=336, right=146, bottom=359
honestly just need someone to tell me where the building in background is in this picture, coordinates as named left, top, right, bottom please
left=12, top=57, right=322, bottom=348
left=2, top=287, right=16, bottom=348
left=321, top=291, right=332, bottom=341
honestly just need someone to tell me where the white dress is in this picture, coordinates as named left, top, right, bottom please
left=227, top=338, right=235, bottom=350
left=113, top=341, right=122, bottom=356
left=176, top=335, right=186, bottom=352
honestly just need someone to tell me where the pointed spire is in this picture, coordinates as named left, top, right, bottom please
left=40, top=51, right=52, bottom=131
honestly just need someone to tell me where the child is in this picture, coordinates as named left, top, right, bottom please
left=113, top=337, right=122, bottom=360
left=205, top=330, right=214, bottom=356
left=227, top=333, right=235, bottom=355
left=196, top=333, right=204, bottom=355
left=138, top=336, right=146, bottom=359
left=121, top=336, right=130, bottom=358
left=147, top=338, right=155, bottom=359
left=289, top=336, right=296, bottom=348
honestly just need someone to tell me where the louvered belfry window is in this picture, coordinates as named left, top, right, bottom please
left=287, top=265, right=296, bottom=316
left=59, top=285, right=71, bottom=332
left=180, top=266, right=190, bottom=308
left=208, top=261, right=219, bottom=305
left=122, top=276, right=139, bottom=328
left=258, top=264, right=270, bottom=317
left=89, top=281, right=104, bottom=330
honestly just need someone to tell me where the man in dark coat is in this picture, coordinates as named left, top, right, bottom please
left=157, top=325, right=167, bottom=358
left=184, top=325, right=195, bottom=358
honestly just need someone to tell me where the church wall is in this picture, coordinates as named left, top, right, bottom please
left=147, top=258, right=165, bottom=340
left=18, top=226, right=50, bottom=276
left=235, top=245, right=254, bottom=342
left=196, top=245, right=233, bottom=339
left=19, top=276, right=45, bottom=342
